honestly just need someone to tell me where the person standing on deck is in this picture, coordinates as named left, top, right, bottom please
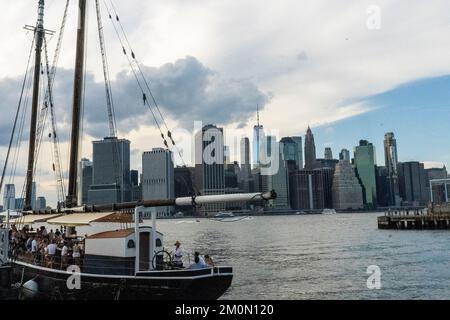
left=172, top=240, right=184, bottom=268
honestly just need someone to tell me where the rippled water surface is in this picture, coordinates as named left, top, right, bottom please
left=155, top=213, right=450, bottom=299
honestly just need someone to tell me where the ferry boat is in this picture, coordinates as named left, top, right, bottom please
left=0, top=0, right=277, bottom=300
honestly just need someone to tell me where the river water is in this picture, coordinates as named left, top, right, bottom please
left=155, top=212, right=450, bottom=300
left=4, top=212, right=450, bottom=300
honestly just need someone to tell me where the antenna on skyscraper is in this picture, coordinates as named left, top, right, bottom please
left=256, top=104, right=260, bottom=128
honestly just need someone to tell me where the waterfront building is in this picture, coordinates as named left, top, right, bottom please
left=304, top=126, right=317, bottom=170
left=375, top=166, right=390, bottom=207
left=354, top=140, right=377, bottom=208
left=289, top=168, right=333, bottom=210
left=332, top=160, right=364, bottom=210
left=194, top=124, right=226, bottom=216
left=384, top=132, right=401, bottom=206
left=426, top=165, right=449, bottom=204
left=397, top=161, right=429, bottom=206
left=3, top=184, right=15, bottom=210
left=88, top=137, right=131, bottom=205
left=142, top=148, right=175, bottom=217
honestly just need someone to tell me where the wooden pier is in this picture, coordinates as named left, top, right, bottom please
left=378, top=206, right=450, bottom=230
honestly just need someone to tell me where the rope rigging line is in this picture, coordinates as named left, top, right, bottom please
left=103, top=0, right=190, bottom=170
left=31, top=0, right=70, bottom=205
left=0, top=34, right=36, bottom=195
left=94, top=0, right=123, bottom=192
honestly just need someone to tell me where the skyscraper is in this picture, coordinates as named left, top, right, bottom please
left=194, top=124, right=225, bottom=215
left=397, top=161, right=429, bottom=206
left=88, top=137, right=131, bottom=205
left=264, top=142, right=290, bottom=209
left=289, top=169, right=331, bottom=210
left=332, top=160, right=364, bottom=210
left=142, top=148, right=175, bottom=217
left=339, top=149, right=350, bottom=162
left=375, top=166, right=390, bottom=207
left=304, top=126, right=316, bottom=170
left=3, top=184, right=15, bottom=210
left=324, top=147, right=333, bottom=160
left=384, top=132, right=401, bottom=206
left=280, top=137, right=302, bottom=170
left=354, top=140, right=377, bottom=208
left=36, top=196, right=46, bottom=210
left=79, top=158, right=92, bottom=205
left=291, top=136, right=303, bottom=169
left=240, top=137, right=251, bottom=192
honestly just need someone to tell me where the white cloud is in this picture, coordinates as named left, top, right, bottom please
left=2, top=0, right=450, bottom=206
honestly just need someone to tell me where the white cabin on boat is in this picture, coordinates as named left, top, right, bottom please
left=83, top=226, right=164, bottom=275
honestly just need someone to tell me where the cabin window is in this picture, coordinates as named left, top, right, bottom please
left=127, top=239, right=135, bottom=248
left=156, top=238, right=162, bottom=247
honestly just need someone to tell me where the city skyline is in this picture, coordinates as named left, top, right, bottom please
left=1, top=1, right=450, bottom=207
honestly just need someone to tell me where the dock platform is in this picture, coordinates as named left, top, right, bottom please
left=378, top=208, right=450, bottom=230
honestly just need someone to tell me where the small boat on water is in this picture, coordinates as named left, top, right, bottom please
left=322, top=208, right=337, bottom=215
left=214, top=211, right=235, bottom=218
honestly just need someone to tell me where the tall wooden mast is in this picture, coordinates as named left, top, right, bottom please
left=24, top=0, right=45, bottom=210
left=66, top=0, right=87, bottom=208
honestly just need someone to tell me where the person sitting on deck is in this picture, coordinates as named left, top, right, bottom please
left=204, top=254, right=215, bottom=267
left=189, top=256, right=208, bottom=270
left=194, top=251, right=206, bottom=266
left=172, top=240, right=184, bottom=268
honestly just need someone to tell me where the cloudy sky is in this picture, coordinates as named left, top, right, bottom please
left=1, top=0, right=450, bottom=206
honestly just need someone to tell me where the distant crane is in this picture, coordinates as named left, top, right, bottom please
left=95, top=0, right=117, bottom=138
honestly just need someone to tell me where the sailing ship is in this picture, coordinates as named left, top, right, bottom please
left=0, top=0, right=276, bottom=300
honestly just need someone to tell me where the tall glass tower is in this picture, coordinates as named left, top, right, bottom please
left=354, top=140, right=377, bottom=208
left=384, top=132, right=401, bottom=206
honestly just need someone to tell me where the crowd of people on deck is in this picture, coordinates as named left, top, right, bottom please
left=7, top=224, right=84, bottom=269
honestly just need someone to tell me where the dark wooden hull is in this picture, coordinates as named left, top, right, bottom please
left=6, top=261, right=232, bottom=300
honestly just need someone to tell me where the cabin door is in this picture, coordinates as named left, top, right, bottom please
left=139, top=232, right=150, bottom=271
